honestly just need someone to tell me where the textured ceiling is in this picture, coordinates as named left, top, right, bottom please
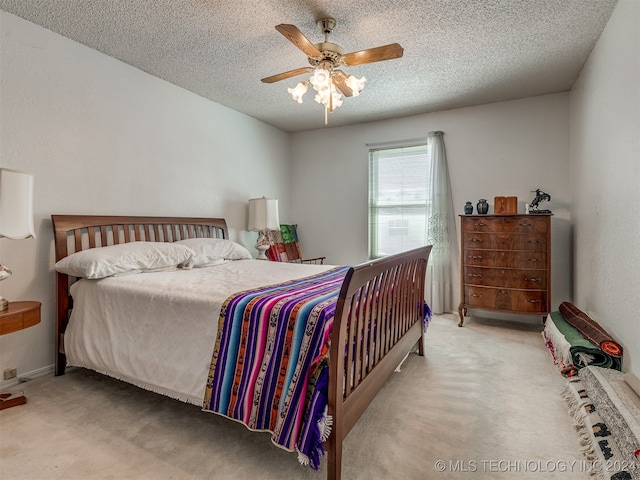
left=0, top=0, right=617, bottom=133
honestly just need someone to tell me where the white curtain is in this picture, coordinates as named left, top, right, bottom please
left=425, top=131, right=459, bottom=314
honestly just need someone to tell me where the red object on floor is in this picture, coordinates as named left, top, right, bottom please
left=0, top=390, right=27, bottom=410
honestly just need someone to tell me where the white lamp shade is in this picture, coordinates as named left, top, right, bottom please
left=248, top=197, right=279, bottom=231
left=0, top=168, right=36, bottom=239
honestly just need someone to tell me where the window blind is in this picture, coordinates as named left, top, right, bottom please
left=368, top=144, right=432, bottom=258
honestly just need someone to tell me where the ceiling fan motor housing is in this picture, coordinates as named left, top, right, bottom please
left=317, top=18, right=336, bottom=35
left=308, top=18, right=345, bottom=70
left=308, top=47, right=343, bottom=69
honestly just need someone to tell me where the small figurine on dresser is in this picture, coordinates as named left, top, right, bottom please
left=529, top=189, right=551, bottom=214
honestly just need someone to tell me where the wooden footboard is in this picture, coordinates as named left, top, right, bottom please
left=327, top=245, right=431, bottom=480
left=51, top=215, right=228, bottom=376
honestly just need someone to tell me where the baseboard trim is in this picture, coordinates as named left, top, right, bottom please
left=0, top=364, right=55, bottom=390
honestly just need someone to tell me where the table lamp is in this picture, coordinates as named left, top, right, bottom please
left=0, top=168, right=36, bottom=311
left=248, top=197, right=279, bottom=260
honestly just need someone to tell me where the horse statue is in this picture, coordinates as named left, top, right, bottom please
left=530, top=189, right=551, bottom=213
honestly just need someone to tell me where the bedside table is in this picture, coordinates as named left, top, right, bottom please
left=0, top=301, right=41, bottom=336
left=0, top=301, right=41, bottom=410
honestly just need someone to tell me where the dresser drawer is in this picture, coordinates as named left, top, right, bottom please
left=462, top=233, right=547, bottom=251
left=462, top=215, right=548, bottom=233
left=464, top=266, right=547, bottom=289
left=501, top=216, right=548, bottom=233
left=464, top=286, right=548, bottom=313
left=462, top=217, right=503, bottom=232
left=464, top=249, right=547, bottom=268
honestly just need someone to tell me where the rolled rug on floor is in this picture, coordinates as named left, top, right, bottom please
left=542, top=314, right=577, bottom=376
left=547, top=312, right=622, bottom=371
left=559, top=302, right=624, bottom=358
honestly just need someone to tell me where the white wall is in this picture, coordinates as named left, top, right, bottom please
left=290, top=94, right=572, bottom=317
left=569, top=0, right=640, bottom=376
left=0, top=12, right=291, bottom=382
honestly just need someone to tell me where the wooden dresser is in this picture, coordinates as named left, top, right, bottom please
left=458, top=214, right=551, bottom=326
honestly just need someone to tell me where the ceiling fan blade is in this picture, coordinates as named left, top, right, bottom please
left=342, top=43, right=404, bottom=66
left=275, top=24, right=322, bottom=57
left=261, top=67, right=313, bottom=84
left=332, top=72, right=354, bottom=97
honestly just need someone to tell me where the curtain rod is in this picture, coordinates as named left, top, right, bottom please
left=365, top=137, right=427, bottom=147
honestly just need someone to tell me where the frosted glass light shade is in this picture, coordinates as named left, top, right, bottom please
left=0, top=168, right=36, bottom=239
left=346, top=75, right=366, bottom=96
left=288, top=82, right=308, bottom=103
left=248, top=197, right=279, bottom=232
left=310, top=68, right=331, bottom=89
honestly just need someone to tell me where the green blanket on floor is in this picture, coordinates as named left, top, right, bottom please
left=548, top=311, right=622, bottom=371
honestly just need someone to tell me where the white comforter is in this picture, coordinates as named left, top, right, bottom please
left=65, top=259, right=334, bottom=405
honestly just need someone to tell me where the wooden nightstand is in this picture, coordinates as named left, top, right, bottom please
left=0, top=301, right=41, bottom=336
left=0, top=301, right=41, bottom=410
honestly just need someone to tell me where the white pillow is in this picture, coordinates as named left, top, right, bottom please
left=55, top=242, right=195, bottom=279
left=174, top=238, right=252, bottom=267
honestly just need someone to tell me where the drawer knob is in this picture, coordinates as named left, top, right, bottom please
left=527, top=239, right=542, bottom=244
left=468, top=273, right=482, bottom=278
left=470, top=293, right=483, bottom=298
left=525, top=277, right=541, bottom=283
left=470, top=238, right=483, bottom=242
left=474, top=222, right=488, bottom=227
left=526, top=257, right=540, bottom=262
left=468, top=255, right=483, bottom=259
left=519, top=223, right=534, bottom=227
left=527, top=299, right=542, bottom=304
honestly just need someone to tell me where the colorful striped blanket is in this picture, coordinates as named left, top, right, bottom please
left=202, top=266, right=350, bottom=469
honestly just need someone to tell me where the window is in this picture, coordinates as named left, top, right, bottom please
left=369, top=144, right=432, bottom=258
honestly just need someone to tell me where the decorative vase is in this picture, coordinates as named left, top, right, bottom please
left=464, top=201, right=473, bottom=214
left=477, top=199, right=489, bottom=214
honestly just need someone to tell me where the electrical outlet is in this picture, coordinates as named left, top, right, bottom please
left=3, top=368, right=17, bottom=380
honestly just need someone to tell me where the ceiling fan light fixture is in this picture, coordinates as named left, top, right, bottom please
left=288, top=82, right=308, bottom=103
left=331, top=90, right=343, bottom=109
left=314, top=84, right=342, bottom=109
left=263, top=18, right=403, bottom=125
left=310, top=68, right=331, bottom=89
left=346, top=75, right=366, bottom=96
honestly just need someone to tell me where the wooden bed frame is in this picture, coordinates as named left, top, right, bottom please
left=51, top=215, right=431, bottom=480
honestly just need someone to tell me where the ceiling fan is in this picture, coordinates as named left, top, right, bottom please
left=261, top=18, right=404, bottom=123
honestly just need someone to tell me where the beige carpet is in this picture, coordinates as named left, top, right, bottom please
left=0, top=314, right=587, bottom=479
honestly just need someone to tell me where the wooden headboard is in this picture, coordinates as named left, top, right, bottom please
left=51, top=215, right=229, bottom=375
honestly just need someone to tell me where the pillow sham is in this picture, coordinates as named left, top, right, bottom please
left=54, top=241, right=195, bottom=279
left=174, top=238, right=252, bottom=267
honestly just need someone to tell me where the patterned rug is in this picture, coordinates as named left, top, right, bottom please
left=562, top=366, right=640, bottom=479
